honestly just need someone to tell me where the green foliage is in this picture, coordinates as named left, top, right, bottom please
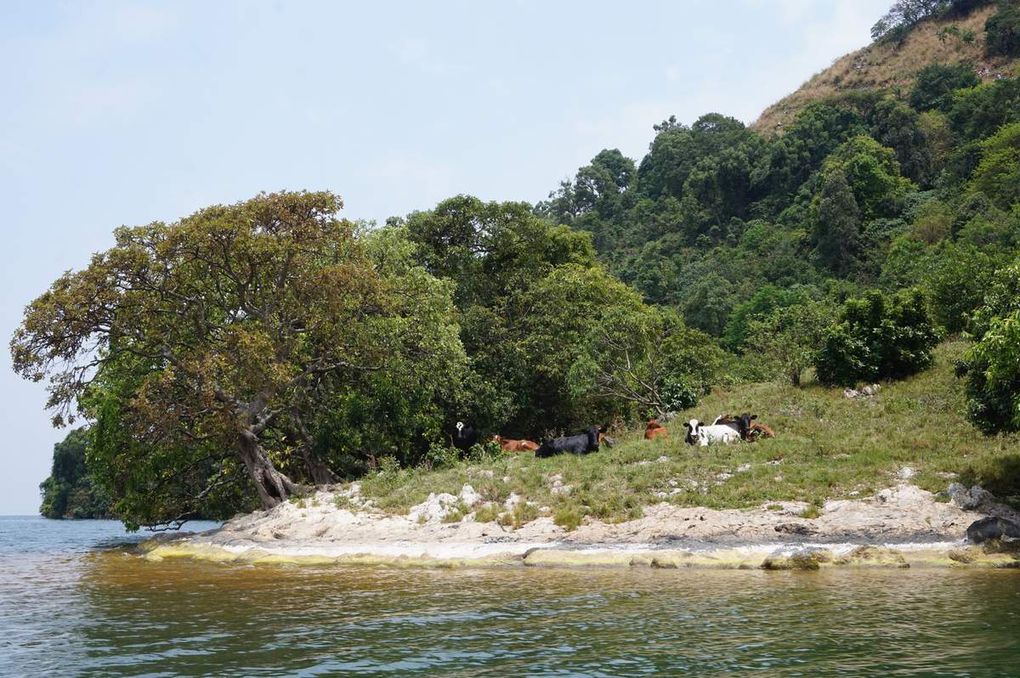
left=815, top=289, right=941, bottom=386
left=964, top=311, right=1020, bottom=432
left=12, top=191, right=469, bottom=526
left=986, top=0, right=1020, bottom=57
left=813, top=168, right=862, bottom=275
left=38, top=428, right=112, bottom=519
left=746, top=300, right=835, bottom=386
left=822, top=135, right=914, bottom=221
left=925, top=243, right=1005, bottom=332
left=963, top=260, right=1020, bottom=432
left=968, top=122, right=1020, bottom=210
left=948, top=78, right=1020, bottom=142
left=909, top=62, right=980, bottom=112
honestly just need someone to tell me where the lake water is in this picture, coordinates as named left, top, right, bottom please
left=2, top=516, right=1020, bottom=676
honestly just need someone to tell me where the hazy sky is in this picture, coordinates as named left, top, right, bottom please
left=0, top=0, right=891, bottom=515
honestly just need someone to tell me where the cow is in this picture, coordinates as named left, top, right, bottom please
left=453, top=421, right=479, bottom=450
left=645, top=419, right=669, bottom=440
left=535, top=426, right=602, bottom=458
left=712, top=414, right=741, bottom=433
left=492, top=435, right=540, bottom=453
left=734, top=413, right=775, bottom=442
left=684, top=419, right=741, bottom=446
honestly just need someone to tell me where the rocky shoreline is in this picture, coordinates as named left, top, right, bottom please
left=142, top=483, right=1020, bottom=569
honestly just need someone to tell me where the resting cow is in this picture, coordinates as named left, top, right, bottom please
left=492, top=435, right=540, bottom=453
left=684, top=419, right=740, bottom=446
left=453, top=421, right=479, bottom=450
left=645, top=419, right=669, bottom=440
left=535, top=426, right=602, bottom=458
left=734, top=413, right=775, bottom=441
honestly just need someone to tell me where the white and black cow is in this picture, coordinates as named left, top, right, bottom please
left=684, top=419, right=741, bottom=446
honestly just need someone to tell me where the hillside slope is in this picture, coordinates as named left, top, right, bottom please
left=754, top=4, right=1015, bottom=133
left=344, top=341, right=1020, bottom=528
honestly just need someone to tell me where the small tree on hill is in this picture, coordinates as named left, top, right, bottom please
left=813, top=168, right=861, bottom=276
left=745, top=301, right=835, bottom=387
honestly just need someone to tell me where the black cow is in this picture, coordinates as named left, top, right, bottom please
left=535, top=426, right=602, bottom=458
left=452, top=421, right=479, bottom=450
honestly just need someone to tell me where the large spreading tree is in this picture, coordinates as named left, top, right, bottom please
left=12, top=191, right=465, bottom=520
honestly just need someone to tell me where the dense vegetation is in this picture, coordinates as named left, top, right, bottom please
left=17, top=0, right=1020, bottom=527
left=38, top=428, right=112, bottom=519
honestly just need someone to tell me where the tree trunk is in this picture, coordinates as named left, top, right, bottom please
left=237, top=429, right=301, bottom=509
left=299, top=445, right=337, bottom=486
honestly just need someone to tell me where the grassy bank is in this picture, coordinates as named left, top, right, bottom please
left=356, top=341, right=1020, bottom=529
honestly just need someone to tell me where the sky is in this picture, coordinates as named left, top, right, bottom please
left=0, top=0, right=892, bottom=515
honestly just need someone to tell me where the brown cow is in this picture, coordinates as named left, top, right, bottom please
left=644, top=419, right=669, bottom=440
left=492, top=435, right=540, bottom=453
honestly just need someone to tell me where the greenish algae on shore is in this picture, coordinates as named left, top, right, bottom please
left=140, top=540, right=1020, bottom=570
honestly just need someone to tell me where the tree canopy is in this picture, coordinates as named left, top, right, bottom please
left=12, top=192, right=466, bottom=524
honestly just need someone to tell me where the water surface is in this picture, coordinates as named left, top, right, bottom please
left=2, top=516, right=1019, bottom=676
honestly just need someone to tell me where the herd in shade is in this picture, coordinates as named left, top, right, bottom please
left=452, top=412, right=776, bottom=459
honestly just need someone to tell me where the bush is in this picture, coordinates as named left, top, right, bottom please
left=910, top=62, right=980, bottom=112
left=986, top=0, right=1020, bottom=57
left=962, top=261, right=1020, bottom=432
left=815, top=289, right=940, bottom=386
left=964, top=312, right=1020, bottom=432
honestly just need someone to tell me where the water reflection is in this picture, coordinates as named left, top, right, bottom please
left=64, top=556, right=1020, bottom=677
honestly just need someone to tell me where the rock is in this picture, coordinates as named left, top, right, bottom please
left=966, top=516, right=1020, bottom=544
left=835, top=546, right=908, bottom=568
left=459, top=484, right=481, bottom=507
left=897, top=467, right=916, bottom=480
left=774, top=522, right=816, bottom=536
left=504, top=492, right=522, bottom=511
left=761, top=548, right=833, bottom=571
left=736, top=463, right=752, bottom=473
left=409, top=492, right=459, bottom=524
left=948, top=484, right=996, bottom=510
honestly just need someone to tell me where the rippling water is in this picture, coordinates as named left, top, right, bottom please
left=2, top=516, right=1020, bottom=676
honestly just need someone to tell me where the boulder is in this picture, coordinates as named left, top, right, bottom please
left=948, top=484, right=996, bottom=510
left=966, top=516, right=1020, bottom=544
left=761, top=548, right=833, bottom=571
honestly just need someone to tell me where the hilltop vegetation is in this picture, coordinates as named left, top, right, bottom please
left=755, top=1, right=1016, bottom=132
left=16, top=0, right=1020, bottom=528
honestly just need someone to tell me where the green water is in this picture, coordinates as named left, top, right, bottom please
left=3, top=518, right=1020, bottom=676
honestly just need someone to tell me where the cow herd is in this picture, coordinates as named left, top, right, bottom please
left=455, top=412, right=775, bottom=459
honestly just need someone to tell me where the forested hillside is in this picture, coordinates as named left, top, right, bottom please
left=535, top=0, right=1020, bottom=424
left=19, top=0, right=1020, bottom=527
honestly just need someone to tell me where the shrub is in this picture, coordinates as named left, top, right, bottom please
left=910, top=62, right=980, bottom=112
left=986, top=0, right=1020, bottom=57
left=962, top=260, right=1020, bottom=432
left=815, top=289, right=941, bottom=386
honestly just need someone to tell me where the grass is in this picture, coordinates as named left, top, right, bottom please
left=356, top=342, right=1020, bottom=529
left=754, top=4, right=1013, bottom=133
